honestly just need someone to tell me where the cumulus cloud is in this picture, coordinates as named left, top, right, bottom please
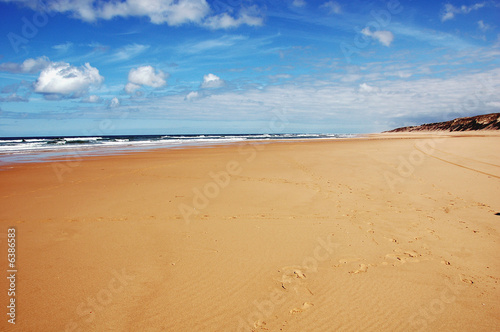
left=125, top=83, right=141, bottom=94
left=0, top=56, right=50, bottom=74
left=441, top=2, right=485, bottom=22
left=2, top=0, right=264, bottom=29
left=201, top=73, right=225, bottom=88
left=33, top=62, right=104, bottom=98
left=125, top=65, right=167, bottom=94
left=109, top=97, right=120, bottom=108
left=32, top=0, right=209, bottom=25
left=320, top=1, right=341, bottom=14
left=361, top=28, right=394, bottom=47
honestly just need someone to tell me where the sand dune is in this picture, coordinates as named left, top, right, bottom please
left=0, top=133, right=499, bottom=331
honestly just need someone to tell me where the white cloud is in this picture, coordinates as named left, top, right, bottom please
left=181, top=35, right=247, bottom=54
left=361, top=28, right=394, bottom=47
left=43, top=0, right=210, bottom=25
left=111, top=44, right=150, bottom=62
left=269, top=74, right=292, bottom=80
left=320, top=1, right=341, bottom=14
left=109, top=97, right=120, bottom=108
left=485, top=101, right=500, bottom=108
left=0, top=93, right=28, bottom=102
left=52, top=42, right=73, bottom=52
left=359, top=83, right=379, bottom=93
left=0, top=56, right=50, bottom=74
left=201, top=73, right=224, bottom=88
left=185, top=91, right=200, bottom=101
left=129, top=66, right=167, bottom=87
left=390, top=23, right=471, bottom=50
left=477, top=20, right=491, bottom=31
left=33, top=62, right=104, bottom=98
left=441, top=2, right=485, bottom=22
left=125, top=65, right=167, bottom=94
left=386, top=71, right=412, bottom=79
left=125, top=83, right=141, bottom=94
left=462, top=3, right=485, bottom=13
left=82, top=95, right=101, bottom=103
left=3, top=0, right=263, bottom=29
left=441, top=11, right=454, bottom=22
left=203, top=7, right=263, bottom=29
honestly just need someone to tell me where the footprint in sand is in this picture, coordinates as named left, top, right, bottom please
left=426, top=228, right=441, bottom=239
left=278, top=267, right=313, bottom=296
left=384, top=237, right=399, bottom=244
left=278, top=267, right=307, bottom=287
left=403, top=250, right=420, bottom=262
left=290, top=302, right=314, bottom=314
left=384, top=249, right=421, bottom=264
left=280, top=267, right=306, bottom=279
left=294, top=270, right=306, bottom=279
left=385, top=253, right=406, bottom=264
left=253, top=320, right=266, bottom=329
left=460, top=275, right=474, bottom=284
left=349, top=264, right=368, bottom=274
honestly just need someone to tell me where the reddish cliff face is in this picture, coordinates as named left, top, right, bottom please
left=386, top=113, right=500, bottom=132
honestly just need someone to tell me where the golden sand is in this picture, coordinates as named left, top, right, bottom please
left=0, top=133, right=499, bottom=331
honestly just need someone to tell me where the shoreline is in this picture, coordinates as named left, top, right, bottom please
left=0, top=134, right=359, bottom=168
left=2, top=130, right=499, bottom=169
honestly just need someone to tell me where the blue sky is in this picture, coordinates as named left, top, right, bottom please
left=0, top=0, right=499, bottom=136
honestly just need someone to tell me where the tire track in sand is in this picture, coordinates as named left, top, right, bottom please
left=414, top=145, right=500, bottom=179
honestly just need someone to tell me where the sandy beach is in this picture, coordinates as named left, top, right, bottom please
left=1, top=133, right=499, bottom=331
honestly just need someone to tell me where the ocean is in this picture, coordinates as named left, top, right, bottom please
left=0, top=133, right=356, bottom=166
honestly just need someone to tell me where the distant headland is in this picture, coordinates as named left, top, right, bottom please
left=386, top=113, right=500, bottom=132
